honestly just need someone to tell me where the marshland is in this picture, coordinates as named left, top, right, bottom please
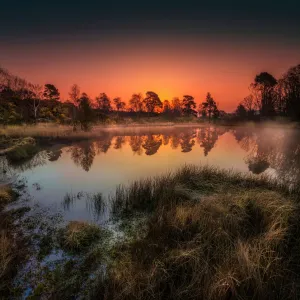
left=1, top=122, right=300, bottom=299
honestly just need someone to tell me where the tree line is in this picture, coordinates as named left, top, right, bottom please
left=1, top=62, right=300, bottom=128
left=0, top=67, right=222, bottom=129
left=235, top=64, right=300, bottom=120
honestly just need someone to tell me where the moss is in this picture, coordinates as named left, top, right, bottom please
left=60, top=221, right=101, bottom=252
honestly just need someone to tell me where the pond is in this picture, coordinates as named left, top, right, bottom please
left=1, top=125, right=299, bottom=223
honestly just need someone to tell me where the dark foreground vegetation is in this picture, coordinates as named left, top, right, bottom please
left=2, top=165, right=300, bottom=299
left=0, top=185, right=29, bottom=297
left=1, top=64, right=300, bottom=129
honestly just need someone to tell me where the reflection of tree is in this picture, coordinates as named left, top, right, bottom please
left=162, top=135, right=170, bottom=146
left=114, top=136, right=126, bottom=150
left=70, top=142, right=96, bottom=172
left=234, top=127, right=300, bottom=183
left=94, top=137, right=112, bottom=154
left=47, top=149, right=62, bottom=162
left=129, top=136, right=144, bottom=155
left=266, top=130, right=300, bottom=183
left=7, top=151, right=49, bottom=172
left=170, top=134, right=180, bottom=149
left=142, top=135, right=162, bottom=156
left=0, top=156, right=16, bottom=182
left=232, top=128, right=256, bottom=153
left=197, top=127, right=220, bottom=156
left=179, top=131, right=196, bottom=153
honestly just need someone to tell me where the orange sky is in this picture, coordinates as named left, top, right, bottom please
left=2, top=36, right=299, bottom=111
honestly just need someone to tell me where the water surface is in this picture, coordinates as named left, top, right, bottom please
left=1, top=125, right=299, bottom=222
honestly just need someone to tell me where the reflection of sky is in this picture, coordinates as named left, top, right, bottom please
left=12, top=126, right=294, bottom=223
left=18, top=130, right=248, bottom=222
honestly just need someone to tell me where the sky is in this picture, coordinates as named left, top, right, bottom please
left=1, top=0, right=300, bottom=112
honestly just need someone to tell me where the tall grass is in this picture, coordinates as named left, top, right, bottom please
left=0, top=123, right=208, bottom=140
left=86, top=193, right=106, bottom=219
left=92, top=165, right=300, bottom=300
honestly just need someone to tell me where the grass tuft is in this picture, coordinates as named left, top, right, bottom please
left=60, top=221, right=101, bottom=252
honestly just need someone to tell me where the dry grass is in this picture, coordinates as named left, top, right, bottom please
left=0, top=231, right=13, bottom=280
left=60, top=221, right=102, bottom=252
left=91, top=166, right=300, bottom=300
left=0, top=187, right=13, bottom=206
left=0, top=123, right=210, bottom=141
left=0, top=186, right=27, bottom=296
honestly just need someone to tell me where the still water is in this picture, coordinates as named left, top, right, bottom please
left=1, top=125, right=299, bottom=222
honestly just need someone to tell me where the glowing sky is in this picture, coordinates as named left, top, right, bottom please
left=1, top=0, right=300, bottom=111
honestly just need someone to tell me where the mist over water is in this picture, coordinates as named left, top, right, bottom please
left=1, top=125, right=299, bottom=222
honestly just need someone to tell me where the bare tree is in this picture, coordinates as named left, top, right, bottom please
left=69, top=84, right=81, bottom=122
left=242, top=95, right=254, bottom=112
left=69, top=84, right=81, bottom=106
left=29, top=84, right=43, bottom=120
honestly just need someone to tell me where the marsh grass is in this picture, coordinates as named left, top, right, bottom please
left=112, top=165, right=295, bottom=217
left=62, top=192, right=77, bottom=211
left=60, top=221, right=102, bottom=252
left=91, top=165, right=300, bottom=300
left=86, top=193, right=106, bottom=219
left=0, top=185, right=28, bottom=297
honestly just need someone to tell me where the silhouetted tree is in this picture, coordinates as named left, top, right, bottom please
left=236, top=104, right=247, bottom=119
left=43, top=84, right=60, bottom=101
left=69, top=84, right=80, bottom=105
left=182, top=95, right=197, bottom=116
left=163, top=100, right=171, bottom=113
left=96, top=93, right=111, bottom=113
left=253, top=72, right=277, bottom=117
left=113, top=97, right=126, bottom=111
left=129, top=93, right=143, bottom=112
left=242, top=94, right=255, bottom=117
left=201, top=93, right=219, bottom=121
left=280, top=64, right=300, bottom=119
left=171, top=97, right=182, bottom=116
left=78, top=93, right=93, bottom=131
left=143, top=91, right=162, bottom=113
